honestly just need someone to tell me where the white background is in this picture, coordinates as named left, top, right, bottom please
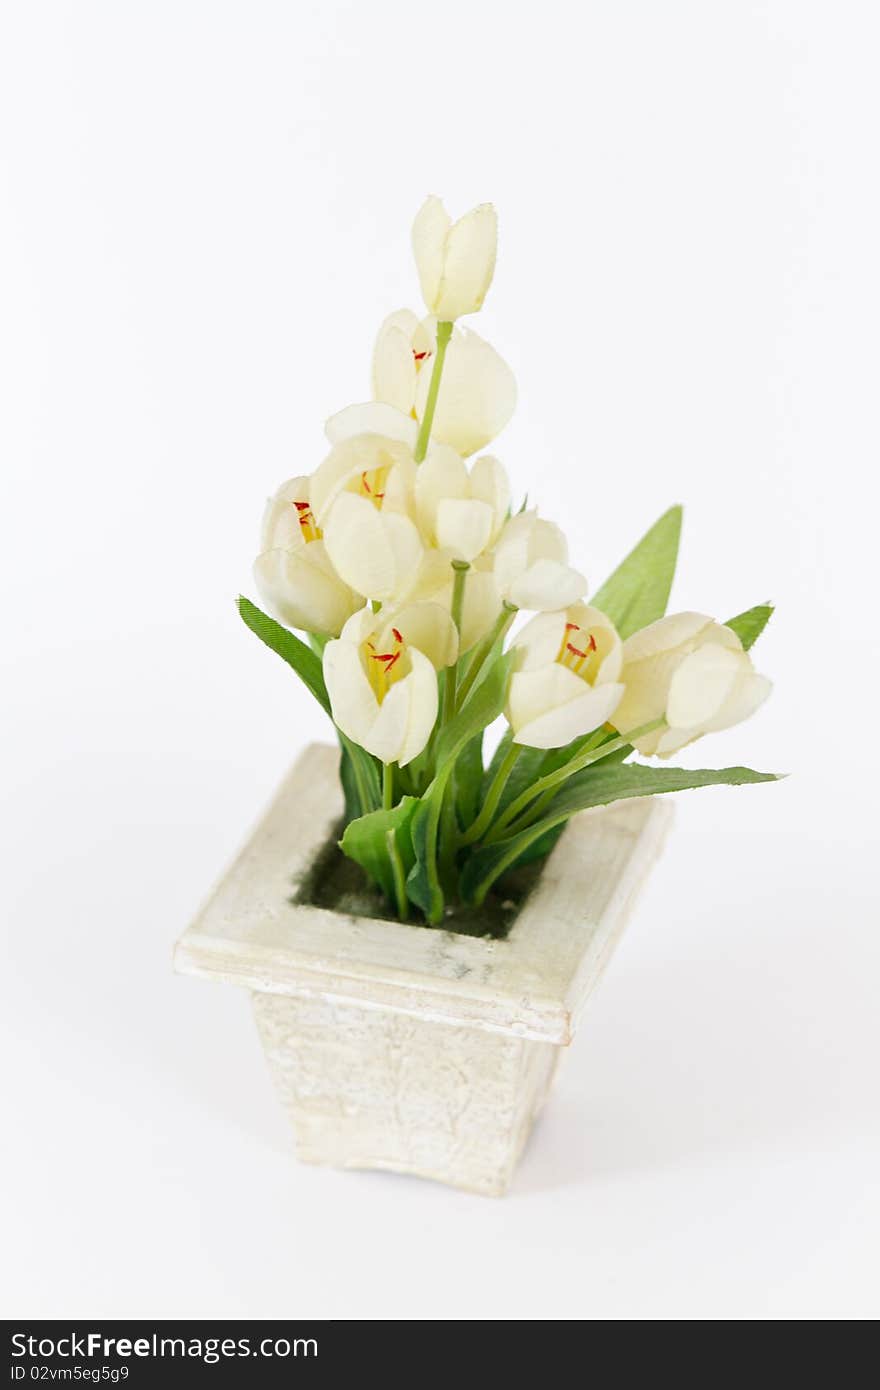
left=2, top=1, right=878, bottom=1321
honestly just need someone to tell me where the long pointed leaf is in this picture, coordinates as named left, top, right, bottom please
left=460, top=762, right=780, bottom=905
left=237, top=596, right=331, bottom=714
left=590, top=505, right=682, bottom=638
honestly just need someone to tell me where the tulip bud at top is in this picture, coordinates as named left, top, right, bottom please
left=412, top=196, right=498, bottom=321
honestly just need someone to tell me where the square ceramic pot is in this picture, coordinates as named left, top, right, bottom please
left=174, top=743, right=672, bottom=1196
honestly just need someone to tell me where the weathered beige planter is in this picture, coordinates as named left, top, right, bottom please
left=174, top=743, right=672, bottom=1196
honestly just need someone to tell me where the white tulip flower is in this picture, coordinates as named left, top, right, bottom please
left=310, top=433, right=423, bottom=602
left=493, top=510, right=588, bottom=612
left=323, top=606, right=446, bottom=766
left=506, top=604, right=625, bottom=750
left=613, top=612, right=772, bottom=757
left=414, top=446, right=510, bottom=562
left=371, top=311, right=517, bottom=457
left=253, top=476, right=362, bottom=636
left=412, top=196, right=497, bottom=321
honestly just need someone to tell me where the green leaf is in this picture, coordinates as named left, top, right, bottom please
left=726, top=603, right=774, bottom=650
left=338, top=736, right=382, bottom=818
left=237, top=596, right=331, bottom=714
left=460, top=762, right=780, bottom=906
left=339, top=797, right=419, bottom=902
left=433, top=649, right=514, bottom=771
left=455, top=732, right=484, bottom=828
left=590, top=505, right=683, bottom=638
left=503, top=821, right=566, bottom=872
left=408, top=650, right=514, bottom=923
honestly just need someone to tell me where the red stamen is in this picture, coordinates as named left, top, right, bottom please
left=391, top=628, right=402, bottom=643
left=566, top=634, right=597, bottom=660
left=413, top=350, right=430, bottom=361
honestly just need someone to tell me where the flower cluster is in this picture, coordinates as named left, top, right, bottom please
left=242, top=198, right=777, bottom=927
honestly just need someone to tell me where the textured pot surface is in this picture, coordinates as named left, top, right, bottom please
left=175, top=743, right=672, bottom=1195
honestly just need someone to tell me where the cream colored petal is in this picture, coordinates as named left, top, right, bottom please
left=339, top=605, right=380, bottom=645
left=260, top=475, right=312, bottom=550
left=412, top=196, right=450, bottom=313
left=324, top=401, right=418, bottom=449
left=565, top=602, right=624, bottom=684
left=412, top=316, right=436, bottom=363
left=309, top=443, right=361, bottom=523
left=613, top=653, right=678, bottom=736
left=311, top=434, right=414, bottom=523
left=703, top=671, right=772, bottom=734
left=381, top=456, right=417, bottom=516
left=404, top=545, right=458, bottom=603
left=458, top=568, right=502, bottom=652
left=413, top=444, right=469, bottom=540
left=379, top=513, right=427, bottom=604
left=415, top=329, right=516, bottom=457
left=629, top=726, right=666, bottom=757
left=397, top=648, right=440, bottom=765
left=371, top=321, right=417, bottom=415
left=378, top=308, right=421, bottom=339
left=507, top=664, right=587, bottom=735
left=653, top=726, right=696, bottom=758
left=666, top=644, right=743, bottom=729
left=468, top=454, right=511, bottom=540
left=323, top=493, right=423, bottom=601
left=702, top=621, right=745, bottom=652
left=363, top=677, right=412, bottom=765
left=253, top=544, right=360, bottom=637
left=622, top=612, right=713, bottom=664
left=384, top=601, right=459, bottom=670
left=510, top=611, right=569, bottom=672
left=528, top=517, right=570, bottom=565
left=508, top=559, right=588, bottom=612
left=433, top=204, right=497, bottom=320
left=323, top=636, right=379, bottom=747
left=492, top=511, right=537, bottom=597
left=513, top=682, right=625, bottom=750
left=435, top=498, right=494, bottom=562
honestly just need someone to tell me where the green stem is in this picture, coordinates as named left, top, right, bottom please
left=460, top=742, right=522, bottom=846
left=442, top=560, right=470, bottom=723
left=381, top=762, right=408, bottom=920
left=385, top=828, right=409, bottom=920
left=484, top=719, right=664, bottom=843
left=414, top=320, right=453, bottom=463
left=506, top=730, right=610, bottom=832
left=438, top=561, right=470, bottom=885
left=455, top=603, right=517, bottom=711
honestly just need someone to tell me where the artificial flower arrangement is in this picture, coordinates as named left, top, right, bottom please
left=240, top=197, right=777, bottom=931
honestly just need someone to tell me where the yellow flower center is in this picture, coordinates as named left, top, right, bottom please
left=365, top=627, right=407, bottom=702
left=292, top=499, right=322, bottom=543
left=556, top=622, right=600, bottom=683
left=358, top=466, right=390, bottom=510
